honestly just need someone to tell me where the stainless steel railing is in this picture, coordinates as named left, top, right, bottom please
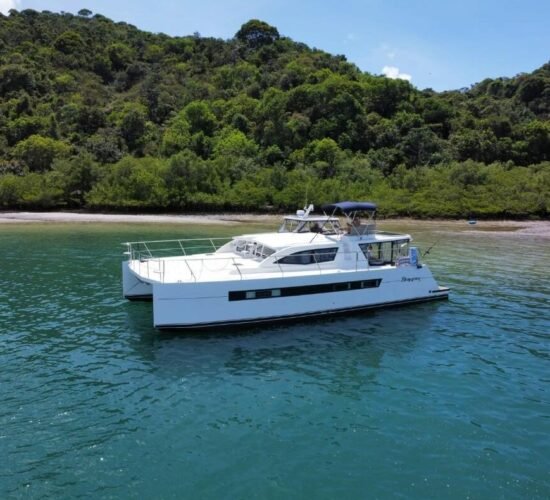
left=123, top=237, right=233, bottom=261
left=127, top=251, right=414, bottom=284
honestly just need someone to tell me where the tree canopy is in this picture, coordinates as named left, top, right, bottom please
left=0, top=9, right=548, bottom=217
left=235, top=19, right=280, bottom=48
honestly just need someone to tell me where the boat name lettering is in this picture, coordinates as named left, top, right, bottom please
left=401, top=277, right=421, bottom=282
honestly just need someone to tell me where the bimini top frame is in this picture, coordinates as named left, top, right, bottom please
left=322, top=201, right=378, bottom=236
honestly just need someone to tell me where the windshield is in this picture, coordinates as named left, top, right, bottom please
left=279, top=218, right=341, bottom=234
left=234, top=240, right=275, bottom=259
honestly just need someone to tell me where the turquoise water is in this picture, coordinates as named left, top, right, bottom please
left=1, top=221, right=549, bottom=499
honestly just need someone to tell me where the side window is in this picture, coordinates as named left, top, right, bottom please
left=394, top=239, right=409, bottom=258
left=360, top=242, right=385, bottom=264
left=314, top=248, right=338, bottom=263
left=360, top=241, right=408, bottom=265
left=276, top=248, right=338, bottom=265
left=276, top=250, right=313, bottom=265
left=359, top=243, right=377, bottom=259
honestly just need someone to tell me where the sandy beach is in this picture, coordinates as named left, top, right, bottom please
left=1, top=211, right=549, bottom=237
left=0, top=211, right=259, bottom=225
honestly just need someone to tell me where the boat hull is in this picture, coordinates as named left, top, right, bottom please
left=155, top=294, right=448, bottom=329
left=122, top=261, right=152, bottom=300
left=152, top=266, right=449, bottom=329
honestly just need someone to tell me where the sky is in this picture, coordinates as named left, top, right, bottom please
left=1, top=0, right=549, bottom=91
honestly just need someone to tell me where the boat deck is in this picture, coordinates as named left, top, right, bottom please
left=129, top=253, right=389, bottom=284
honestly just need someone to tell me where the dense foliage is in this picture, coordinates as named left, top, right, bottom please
left=0, top=9, right=549, bottom=217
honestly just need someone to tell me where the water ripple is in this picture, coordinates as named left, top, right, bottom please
left=0, top=223, right=549, bottom=499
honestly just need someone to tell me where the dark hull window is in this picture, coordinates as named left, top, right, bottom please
left=228, top=278, right=382, bottom=301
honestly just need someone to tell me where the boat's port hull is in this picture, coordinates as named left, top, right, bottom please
left=122, top=261, right=152, bottom=299
left=152, top=267, right=449, bottom=329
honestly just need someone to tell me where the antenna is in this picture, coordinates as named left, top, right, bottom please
left=422, top=237, right=442, bottom=258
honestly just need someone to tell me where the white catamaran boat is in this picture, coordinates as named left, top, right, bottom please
left=122, top=202, right=449, bottom=329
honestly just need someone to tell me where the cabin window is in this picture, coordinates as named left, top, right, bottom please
left=279, top=219, right=299, bottom=233
left=234, top=240, right=275, bottom=259
left=255, top=245, right=275, bottom=259
left=359, top=240, right=409, bottom=266
left=393, top=240, right=409, bottom=259
left=275, top=247, right=338, bottom=265
left=235, top=240, right=246, bottom=252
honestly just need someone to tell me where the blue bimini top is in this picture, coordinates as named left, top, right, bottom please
left=322, top=201, right=377, bottom=213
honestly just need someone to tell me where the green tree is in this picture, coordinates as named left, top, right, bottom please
left=519, top=121, right=550, bottom=163
left=399, top=127, right=443, bottom=166
left=303, top=138, right=343, bottom=178
left=107, top=43, right=134, bottom=71
left=235, top=20, right=280, bottom=49
left=213, top=128, right=258, bottom=159
left=0, top=64, right=35, bottom=95
left=54, top=31, right=85, bottom=55
left=86, top=156, right=167, bottom=208
left=161, top=111, right=191, bottom=156
left=0, top=174, right=23, bottom=207
left=120, top=104, right=148, bottom=153
left=13, top=135, right=71, bottom=172
left=163, top=151, right=221, bottom=207
left=86, top=128, right=125, bottom=163
left=49, top=154, right=98, bottom=206
left=6, top=116, right=48, bottom=145
left=184, top=101, right=217, bottom=136
left=450, top=129, right=498, bottom=163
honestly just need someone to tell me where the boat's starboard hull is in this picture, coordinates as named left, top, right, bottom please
left=155, top=292, right=449, bottom=330
left=152, top=267, right=449, bottom=329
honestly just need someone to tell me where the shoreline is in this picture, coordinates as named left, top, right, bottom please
left=0, top=211, right=549, bottom=237
left=0, top=211, right=254, bottom=225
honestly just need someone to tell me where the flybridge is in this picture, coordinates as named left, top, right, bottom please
left=122, top=202, right=449, bottom=329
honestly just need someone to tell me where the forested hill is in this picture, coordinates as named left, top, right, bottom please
left=0, top=8, right=549, bottom=217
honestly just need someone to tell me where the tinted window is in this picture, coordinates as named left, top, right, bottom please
left=276, top=248, right=338, bottom=265
left=228, top=278, right=382, bottom=301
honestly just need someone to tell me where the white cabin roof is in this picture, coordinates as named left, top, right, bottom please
left=235, top=232, right=338, bottom=250
left=234, top=230, right=411, bottom=251
left=283, top=215, right=340, bottom=222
